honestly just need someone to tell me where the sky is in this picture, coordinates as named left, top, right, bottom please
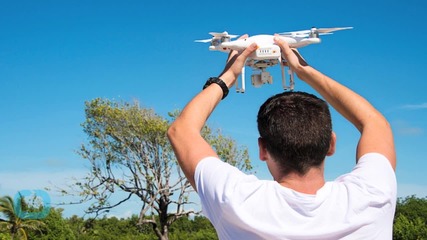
left=1, top=0, right=427, bottom=218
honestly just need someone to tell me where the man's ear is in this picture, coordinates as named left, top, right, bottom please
left=327, top=132, right=336, bottom=156
left=258, top=137, right=268, bottom=161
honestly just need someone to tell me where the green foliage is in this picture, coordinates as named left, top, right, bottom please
left=28, top=208, right=75, bottom=240
left=169, top=216, right=217, bottom=240
left=0, top=232, right=11, bottom=240
left=50, top=214, right=216, bottom=240
left=393, top=195, right=427, bottom=240
left=71, top=216, right=146, bottom=240
left=394, top=214, right=427, bottom=240
left=64, top=215, right=153, bottom=240
left=395, top=195, right=427, bottom=223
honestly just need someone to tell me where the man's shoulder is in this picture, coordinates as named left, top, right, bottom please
left=356, top=152, right=395, bottom=168
left=333, top=153, right=397, bottom=202
left=347, top=153, right=395, bottom=181
left=336, top=153, right=395, bottom=180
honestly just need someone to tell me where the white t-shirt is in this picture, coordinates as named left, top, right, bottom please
left=195, top=153, right=396, bottom=240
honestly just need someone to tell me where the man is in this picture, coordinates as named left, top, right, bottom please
left=167, top=36, right=396, bottom=239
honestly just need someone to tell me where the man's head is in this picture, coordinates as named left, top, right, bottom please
left=257, top=91, right=334, bottom=176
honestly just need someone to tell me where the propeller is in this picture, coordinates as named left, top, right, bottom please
left=319, top=32, right=333, bottom=36
left=195, top=32, right=239, bottom=43
left=195, top=39, right=212, bottom=43
left=316, top=27, right=353, bottom=33
left=279, top=27, right=352, bottom=38
left=209, top=32, right=239, bottom=39
left=279, top=30, right=310, bottom=37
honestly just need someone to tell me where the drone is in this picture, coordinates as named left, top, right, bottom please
left=196, top=27, right=353, bottom=92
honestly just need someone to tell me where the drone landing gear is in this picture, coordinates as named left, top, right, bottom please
left=251, top=68, right=272, bottom=87
left=235, top=66, right=246, bottom=93
left=281, top=59, right=295, bottom=91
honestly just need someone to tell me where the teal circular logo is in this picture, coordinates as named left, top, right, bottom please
left=14, top=190, right=51, bottom=219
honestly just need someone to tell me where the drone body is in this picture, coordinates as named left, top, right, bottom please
left=209, top=34, right=320, bottom=53
left=196, top=27, right=352, bottom=92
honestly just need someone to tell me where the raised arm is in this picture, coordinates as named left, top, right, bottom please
left=274, top=37, right=396, bottom=170
left=167, top=42, right=258, bottom=189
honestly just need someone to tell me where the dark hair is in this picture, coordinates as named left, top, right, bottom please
left=257, top=91, right=332, bottom=175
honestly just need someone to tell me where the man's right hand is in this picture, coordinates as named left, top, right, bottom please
left=274, top=36, right=309, bottom=77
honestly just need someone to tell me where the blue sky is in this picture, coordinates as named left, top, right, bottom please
left=1, top=0, right=427, bottom=218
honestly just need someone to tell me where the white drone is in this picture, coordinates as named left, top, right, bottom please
left=196, top=27, right=352, bottom=92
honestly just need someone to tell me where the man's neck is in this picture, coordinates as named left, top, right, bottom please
left=276, top=167, right=325, bottom=195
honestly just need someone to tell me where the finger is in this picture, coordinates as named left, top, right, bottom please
left=274, top=36, right=294, bottom=60
left=273, top=34, right=289, bottom=49
left=238, top=42, right=258, bottom=59
left=274, top=36, right=309, bottom=67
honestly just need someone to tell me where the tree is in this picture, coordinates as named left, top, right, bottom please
left=395, top=195, right=427, bottom=223
left=62, top=98, right=252, bottom=240
left=0, top=195, right=45, bottom=240
left=393, top=195, right=427, bottom=239
left=394, top=214, right=427, bottom=240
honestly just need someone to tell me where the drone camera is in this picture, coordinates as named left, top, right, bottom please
left=251, top=71, right=272, bottom=87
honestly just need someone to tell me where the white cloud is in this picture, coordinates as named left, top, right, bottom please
left=397, top=127, right=424, bottom=136
left=391, top=120, right=424, bottom=136
left=399, top=102, right=427, bottom=110
left=0, top=169, right=87, bottom=193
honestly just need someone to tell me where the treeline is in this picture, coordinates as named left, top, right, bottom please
left=1, top=195, right=427, bottom=239
left=0, top=207, right=217, bottom=240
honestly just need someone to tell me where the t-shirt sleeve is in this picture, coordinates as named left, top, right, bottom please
left=338, top=153, right=397, bottom=200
